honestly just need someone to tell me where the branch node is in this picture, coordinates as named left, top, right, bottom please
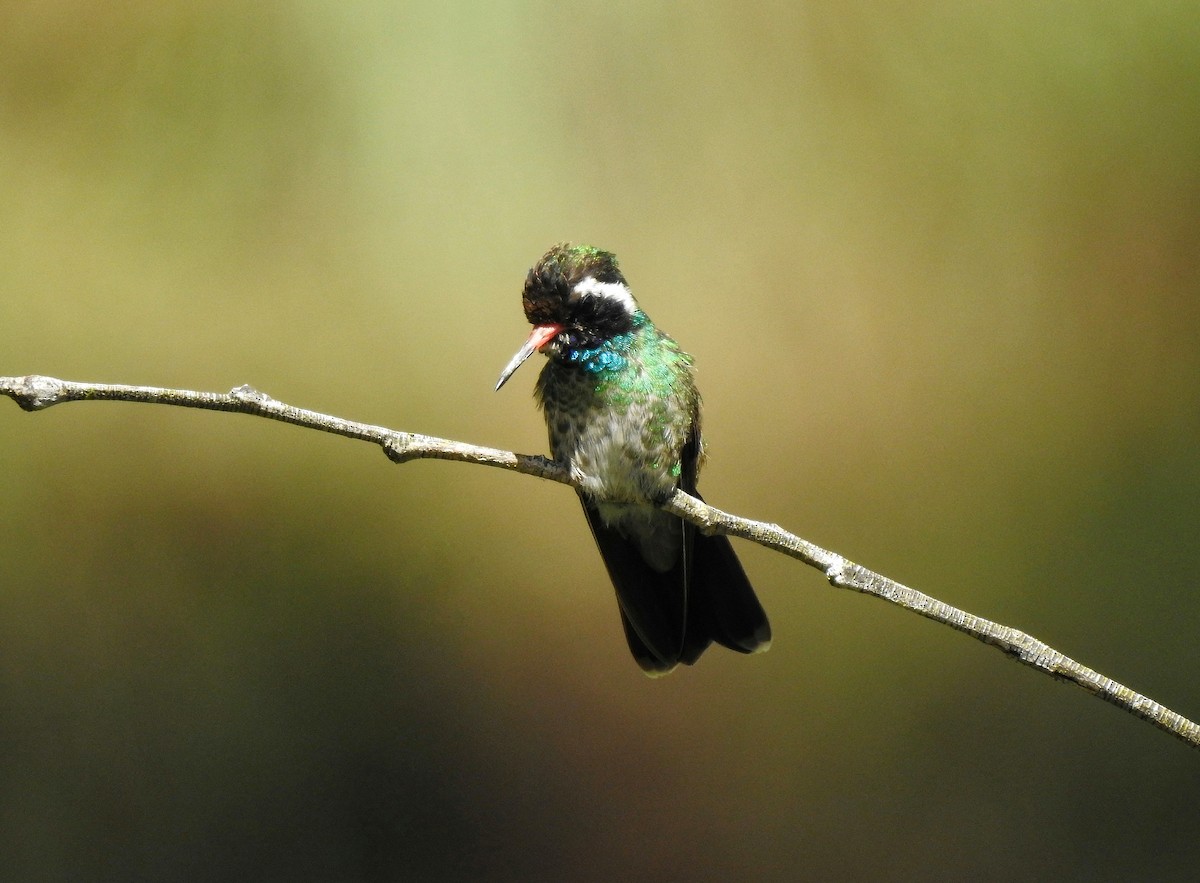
left=825, top=560, right=852, bottom=587
left=383, top=433, right=417, bottom=463
left=230, top=384, right=270, bottom=406
left=7, top=374, right=68, bottom=411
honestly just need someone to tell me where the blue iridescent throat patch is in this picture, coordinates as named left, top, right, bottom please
left=564, top=334, right=631, bottom=374
left=564, top=313, right=644, bottom=374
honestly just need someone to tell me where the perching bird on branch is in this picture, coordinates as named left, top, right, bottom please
left=497, top=244, right=771, bottom=675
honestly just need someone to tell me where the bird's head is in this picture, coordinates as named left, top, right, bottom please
left=496, top=243, right=641, bottom=390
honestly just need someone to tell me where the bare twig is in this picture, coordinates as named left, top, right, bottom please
left=3, top=373, right=1197, bottom=749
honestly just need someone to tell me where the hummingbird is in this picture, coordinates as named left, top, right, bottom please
left=496, top=243, right=771, bottom=675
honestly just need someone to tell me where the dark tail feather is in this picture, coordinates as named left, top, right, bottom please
left=582, top=496, right=769, bottom=674
left=690, top=531, right=772, bottom=655
left=582, top=501, right=689, bottom=673
left=618, top=609, right=679, bottom=677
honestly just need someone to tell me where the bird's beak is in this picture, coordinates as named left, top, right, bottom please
left=495, top=323, right=563, bottom=390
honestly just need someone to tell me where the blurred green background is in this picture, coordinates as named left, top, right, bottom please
left=2, top=3, right=1199, bottom=880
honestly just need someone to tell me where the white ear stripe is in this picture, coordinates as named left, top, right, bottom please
left=573, top=276, right=636, bottom=315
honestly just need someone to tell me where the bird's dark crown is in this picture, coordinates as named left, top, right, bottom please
left=522, top=243, right=637, bottom=340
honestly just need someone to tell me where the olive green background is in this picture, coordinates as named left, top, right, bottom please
left=2, top=4, right=1198, bottom=880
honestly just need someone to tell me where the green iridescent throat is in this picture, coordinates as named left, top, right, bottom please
left=590, top=320, right=693, bottom=477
